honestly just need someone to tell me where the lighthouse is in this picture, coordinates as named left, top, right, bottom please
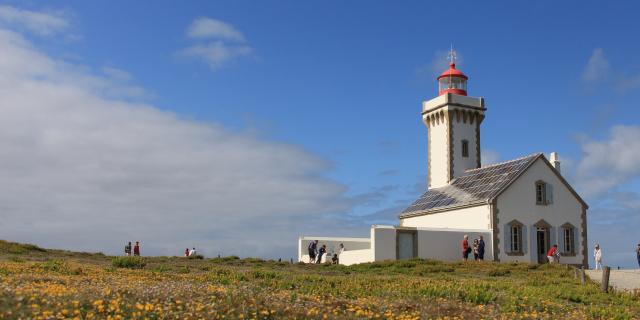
left=424, top=50, right=486, bottom=188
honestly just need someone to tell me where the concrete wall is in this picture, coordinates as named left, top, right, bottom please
left=339, top=249, right=373, bottom=266
left=450, top=115, right=479, bottom=178
left=401, top=204, right=491, bottom=230
left=427, top=113, right=449, bottom=188
left=369, top=225, right=492, bottom=263
left=298, top=236, right=370, bottom=263
left=371, top=225, right=396, bottom=261
left=415, top=227, right=492, bottom=262
left=496, top=158, right=586, bottom=266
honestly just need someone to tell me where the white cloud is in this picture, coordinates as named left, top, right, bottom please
left=102, top=67, right=132, bottom=82
left=0, top=27, right=362, bottom=259
left=182, top=18, right=252, bottom=70
left=0, top=5, right=68, bottom=36
left=575, top=125, right=640, bottom=197
left=582, top=48, right=610, bottom=83
left=187, top=17, right=245, bottom=42
left=182, top=41, right=252, bottom=70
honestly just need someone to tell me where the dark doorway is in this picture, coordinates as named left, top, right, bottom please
left=536, top=227, right=549, bottom=264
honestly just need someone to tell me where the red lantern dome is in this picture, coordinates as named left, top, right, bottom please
left=437, top=62, right=468, bottom=96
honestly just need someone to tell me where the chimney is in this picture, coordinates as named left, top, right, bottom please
left=550, top=152, right=561, bottom=173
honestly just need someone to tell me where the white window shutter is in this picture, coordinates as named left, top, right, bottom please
left=558, top=227, right=565, bottom=253
left=521, top=225, right=528, bottom=254
left=546, top=184, right=554, bottom=204
left=504, top=224, right=511, bottom=253
left=573, top=227, right=580, bottom=255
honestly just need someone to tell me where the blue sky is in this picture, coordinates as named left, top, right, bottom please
left=0, top=1, right=639, bottom=267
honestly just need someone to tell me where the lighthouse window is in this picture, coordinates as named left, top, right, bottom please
left=461, top=140, right=469, bottom=157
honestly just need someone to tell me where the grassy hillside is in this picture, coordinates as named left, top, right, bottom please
left=0, top=240, right=638, bottom=319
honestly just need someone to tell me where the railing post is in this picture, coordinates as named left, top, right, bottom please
left=574, top=267, right=579, bottom=279
left=580, top=266, right=587, bottom=285
left=601, top=266, right=611, bottom=293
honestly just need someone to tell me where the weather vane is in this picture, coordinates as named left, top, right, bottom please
left=447, top=44, right=457, bottom=64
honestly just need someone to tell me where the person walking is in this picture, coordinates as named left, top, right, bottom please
left=189, top=247, right=197, bottom=257
left=462, top=235, right=471, bottom=261
left=547, top=244, right=558, bottom=264
left=316, top=244, right=327, bottom=264
left=472, top=239, right=480, bottom=261
left=308, top=240, right=318, bottom=263
left=636, top=243, right=640, bottom=268
left=185, top=248, right=190, bottom=257
left=133, top=241, right=140, bottom=256
left=124, top=242, right=132, bottom=256
left=478, top=236, right=485, bottom=261
left=593, top=244, right=602, bottom=270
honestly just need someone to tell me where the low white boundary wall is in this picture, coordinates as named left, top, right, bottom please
left=298, top=236, right=370, bottom=263
left=298, top=226, right=493, bottom=265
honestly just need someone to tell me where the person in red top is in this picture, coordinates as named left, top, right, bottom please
left=547, top=244, right=558, bottom=264
left=133, top=241, right=140, bottom=256
left=461, top=235, right=471, bottom=261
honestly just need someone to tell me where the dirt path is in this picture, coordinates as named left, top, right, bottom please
left=586, top=269, right=640, bottom=291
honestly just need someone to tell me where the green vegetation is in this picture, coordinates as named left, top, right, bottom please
left=0, top=239, right=638, bottom=319
left=111, top=256, right=147, bottom=269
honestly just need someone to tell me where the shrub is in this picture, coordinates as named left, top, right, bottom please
left=188, top=254, right=204, bottom=260
left=112, top=256, right=146, bottom=269
left=32, top=259, right=72, bottom=274
left=0, top=240, right=46, bottom=255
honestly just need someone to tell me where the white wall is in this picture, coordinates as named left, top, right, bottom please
left=416, top=227, right=492, bottom=262
left=401, top=204, right=491, bottom=230
left=427, top=115, right=449, bottom=188
left=339, top=249, right=373, bottom=266
left=450, top=116, right=478, bottom=178
left=371, top=225, right=396, bottom=261
left=496, top=158, right=585, bottom=265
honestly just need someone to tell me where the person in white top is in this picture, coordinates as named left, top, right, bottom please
left=189, top=247, right=197, bottom=257
left=593, top=244, right=602, bottom=270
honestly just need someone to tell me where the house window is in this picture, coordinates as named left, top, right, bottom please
left=535, top=181, right=547, bottom=205
left=562, top=225, right=575, bottom=255
left=461, top=140, right=469, bottom=158
left=510, top=224, right=522, bottom=252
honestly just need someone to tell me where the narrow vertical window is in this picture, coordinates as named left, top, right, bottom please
left=461, top=140, right=469, bottom=158
left=562, top=225, right=575, bottom=254
left=510, top=225, right=521, bottom=252
left=535, top=181, right=547, bottom=205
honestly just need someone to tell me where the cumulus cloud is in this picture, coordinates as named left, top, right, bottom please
left=582, top=48, right=610, bottom=83
left=181, top=17, right=252, bottom=70
left=187, top=17, right=245, bottom=42
left=574, top=125, right=640, bottom=197
left=182, top=42, right=252, bottom=70
left=0, top=5, right=68, bottom=36
left=0, top=27, right=367, bottom=258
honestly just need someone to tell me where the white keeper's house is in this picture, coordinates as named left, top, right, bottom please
left=298, top=56, right=588, bottom=267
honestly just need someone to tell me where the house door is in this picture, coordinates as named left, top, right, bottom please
left=397, top=231, right=417, bottom=260
left=536, top=227, right=549, bottom=263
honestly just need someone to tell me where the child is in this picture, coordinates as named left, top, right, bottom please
left=472, top=239, right=480, bottom=261
left=594, top=244, right=602, bottom=270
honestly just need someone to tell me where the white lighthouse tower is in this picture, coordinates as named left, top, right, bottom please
left=424, top=50, right=486, bottom=188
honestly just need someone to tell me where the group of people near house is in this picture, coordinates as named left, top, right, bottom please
left=460, top=236, right=640, bottom=270
left=461, top=235, right=485, bottom=261
left=307, top=240, right=344, bottom=264
left=124, top=241, right=141, bottom=256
